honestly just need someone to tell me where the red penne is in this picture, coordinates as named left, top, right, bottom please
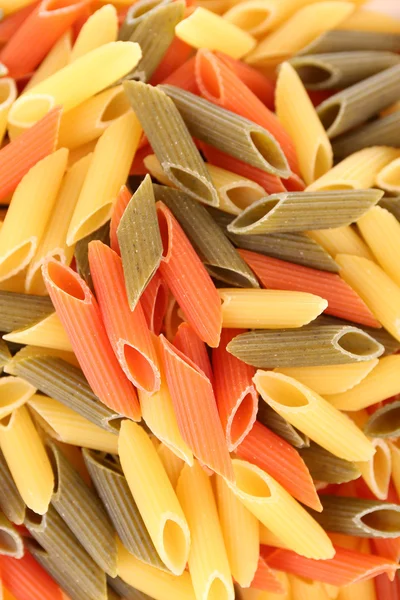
left=173, top=321, right=213, bottom=382
left=1, top=0, right=91, bottom=78
left=375, top=572, right=400, bottom=600
left=161, top=55, right=198, bottom=94
left=141, top=270, right=169, bottom=336
left=164, top=294, right=184, bottom=342
left=201, top=143, right=286, bottom=194
left=239, top=249, right=381, bottom=328
left=0, top=2, right=38, bottom=45
left=283, top=172, right=306, bottom=191
left=212, top=328, right=258, bottom=452
left=157, top=201, right=222, bottom=348
left=71, top=2, right=91, bottom=39
left=110, top=185, right=131, bottom=254
left=42, top=258, right=140, bottom=419
left=150, top=37, right=193, bottom=86
left=0, top=106, right=61, bottom=203
left=214, top=51, right=275, bottom=109
left=159, top=334, right=233, bottom=480
left=262, top=545, right=399, bottom=586
left=250, top=556, right=285, bottom=594
left=88, top=241, right=160, bottom=394
left=195, top=49, right=300, bottom=176
left=237, top=421, right=322, bottom=511
left=0, top=552, right=64, bottom=600
left=373, top=537, right=400, bottom=564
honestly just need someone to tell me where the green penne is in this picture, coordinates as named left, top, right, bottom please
left=317, top=64, right=400, bottom=138
left=123, top=82, right=219, bottom=206
left=108, top=576, right=154, bottom=600
left=298, top=29, right=400, bottom=55
left=309, top=495, right=400, bottom=538
left=25, top=516, right=107, bottom=600
left=83, top=449, right=164, bottom=570
left=289, top=51, right=400, bottom=91
left=0, top=449, right=25, bottom=525
left=160, top=84, right=290, bottom=178
left=379, top=196, right=400, bottom=223
left=333, top=112, right=400, bottom=159
left=257, top=402, right=310, bottom=449
left=153, top=185, right=259, bottom=288
left=119, top=0, right=172, bottom=40
left=0, top=338, right=11, bottom=371
left=0, top=511, right=24, bottom=558
left=208, top=207, right=340, bottom=273
left=5, top=347, right=121, bottom=433
left=126, top=2, right=184, bottom=82
left=363, top=400, right=400, bottom=438
left=75, top=220, right=110, bottom=293
left=117, top=175, right=162, bottom=311
left=48, top=443, right=117, bottom=576
left=226, top=324, right=384, bottom=368
left=227, top=189, right=383, bottom=235
left=299, top=443, right=360, bottom=483
left=0, top=290, right=53, bottom=332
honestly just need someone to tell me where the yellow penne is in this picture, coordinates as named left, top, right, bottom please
left=290, top=576, right=330, bottom=600
left=176, top=7, right=256, bottom=59
left=67, top=139, right=98, bottom=167
left=307, top=146, right=400, bottom=191
left=259, top=525, right=288, bottom=549
left=0, top=78, right=17, bottom=145
left=0, top=268, right=28, bottom=294
left=58, top=86, right=131, bottom=150
left=357, top=206, right=400, bottom=287
left=275, top=360, right=378, bottom=396
left=0, top=376, right=36, bottom=420
left=23, top=31, right=72, bottom=95
left=389, top=440, right=400, bottom=500
left=25, top=153, right=92, bottom=294
left=177, top=462, right=235, bottom=600
left=254, top=371, right=375, bottom=461
left=3, top=312, right=72, bottom=352
left=324, top=584, right=341, bottom=600
left=27, top=394, right=118, bottom=453
left=118, top=420, right=190, bottom=575
left=340, top=8, right=400, bottom=33
left=8, top=42, right=141, bottom=130
left=276, top=62, right=332, bottom=185
left=226, top=459, right=334, bottom=559
left=117, top=540, right=196, bottom=600
left=0, top=148, right=68, bottom=282
left=307, top=226, right=374, bottom=260
left=336, top=254, right=400, bottom=341
left=157, top=443, right=185, bottom=488
left=376, top=156, right=400, bottom=193
left=238, top=572, right=291, bottom=600
left=197, top=0, right=233, bottom=14
left=337, top=569, right=376, bottom=600
left=327, top=355, right=400, bottom=411
left=245, top=1, right=354, bottom=65
left=219, top=289, right=327, bottom=329
left=215, top=475, right=259, bottom=588
left=0, top=405, right=54, bottom=514
left=70, top=5, right=118, bottom=62
left=67, top=111, right=141, bottom=244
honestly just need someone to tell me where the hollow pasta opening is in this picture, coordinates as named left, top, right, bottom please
left=0, top=530, right=20, bottom=554
left=234, top=462, right=271, bottom=497
left=0, top=241, right=34, bottom=282
left=337, top=330, right=381, bottom=358
left=197, top=54, right=221, bottom=102
left=47, top=261, right=85, bottom=300
left=123, top=344, right=156, bottom=392
left=293, top=65, right=332, bottom=87
left=162, top=518, right=188, bottom=571
left=318, top=102, right=341, bottom=130
left=250, top=130, right=288, bottom=174
left=0, top=380, right=32, bottom=411
left=152, top=283, right=168, bottom=334
left=313, top=143, right=332, bottom=182
left=367, top=406, right=400, bottom=436
left=208, top=577, right=230, bottom=600
left=224, top=183, right=265, bottom=211
left=361, top=507, right=400, bottom=534
left=257, top=376, right=308, bottom=408
left=231, top=198, right=280, bottom=230
left=371, top=443, right=391, bottom=497
left=168, top=166, right=216, bottom=205
left=231, top=8, right=272, bottom=33
left=68, top=204, right=113, bottom=246
left=229, top=392, right=257, bottom=448
left=101, top=91, right=131, bottom=123
left=10, top=96, right=53, bottom=128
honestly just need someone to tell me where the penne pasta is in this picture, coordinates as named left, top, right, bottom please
left=307, top=226, right=374, bottom=260
left=173, top=322, right=214, bottom=385
left=43, top=260, right=141, bottom=419
left=353, top=432, right=391, bottom=501
left=0, top=78, right=16, bottom=145
left=0, top=405, right=54, bottom=515
left=376, top=156, right=400, bottom=193
left=140, top=271, right=169, bottom=336
left=257, top=401, right=310, bottom=449
left=0, top=551, right=64, bottom=600
left=118, top=420, right=190, bottom=575
left=157, top=443, right=185, bottom=488
left=219, top=288, right=327, bottom=329
left=118, top=0, right=173, bottom=40
left=150, top=37, right=193, bottom=86
left=254, top=371, right=375, bottom=461
left=333, top=111, right=400, bottom=159
left=205, top=163, right=266, bottom=216
left=109, top=184, right=130, bottom=255
left=0, top=375, right=36, bottom=420
left=74, top=220, right=110, bottom=293
left=289, top=576, right=330, bottom=600
left=340, top=7, right=400, bottom=33
left=379, top=195, right=400, bottom=222
left=364, top=400, right=400, bottom=439
left=299, top=442, right=361, bottom=483
left=298, top=29, right=400, bottom=55
left=0, top=148, right=68, bottom=282
left=0, top=448, right=25, bottom=525
left=70, top=4, right=118, bottom=62
left=24, top=30, right=72, bottom=93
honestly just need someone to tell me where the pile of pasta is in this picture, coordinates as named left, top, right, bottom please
left=2, top=0, right=400, bottom=599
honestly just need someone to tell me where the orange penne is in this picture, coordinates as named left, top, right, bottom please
left=195, top=49, right=300, bottom=176
left=214, top=51, right=275, bottom=109
left=150, top=37, right=194, bottom=86
left=159, top=334, right=233, bottom=480
left=42, top=258, right=141, bottom=420
left=262, top=545, right=399, bottom=586
left=173, top=322, right=213, bottom=382
left=164, top=294, right=184, bottom=342
left=236, top=421, right=321, bottom=512
left=239, top=249, right=381, bottom=328
left=160, top=55, right=198, bottom=94
left=375, top=572, right=400, bottom=600
left=0, top=3, right=38, bottom=46
left=141, top=271, right=169, bottom=336
left=0, top=0, right=91, bottom=78
left=0, top=106, right=61, bottom=203
left=212, top=328, right=258, bottom=451
left=109, top=184, right=131, bottom=254
left=0, top=552, right=64, bottom=600
left=88, top=241, right=160, bottom=394
left=251, top=556, right=285, bottom=594
left=373, top=537, right=400, bottom=565
left=157, top=201, right=222, bottom=348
